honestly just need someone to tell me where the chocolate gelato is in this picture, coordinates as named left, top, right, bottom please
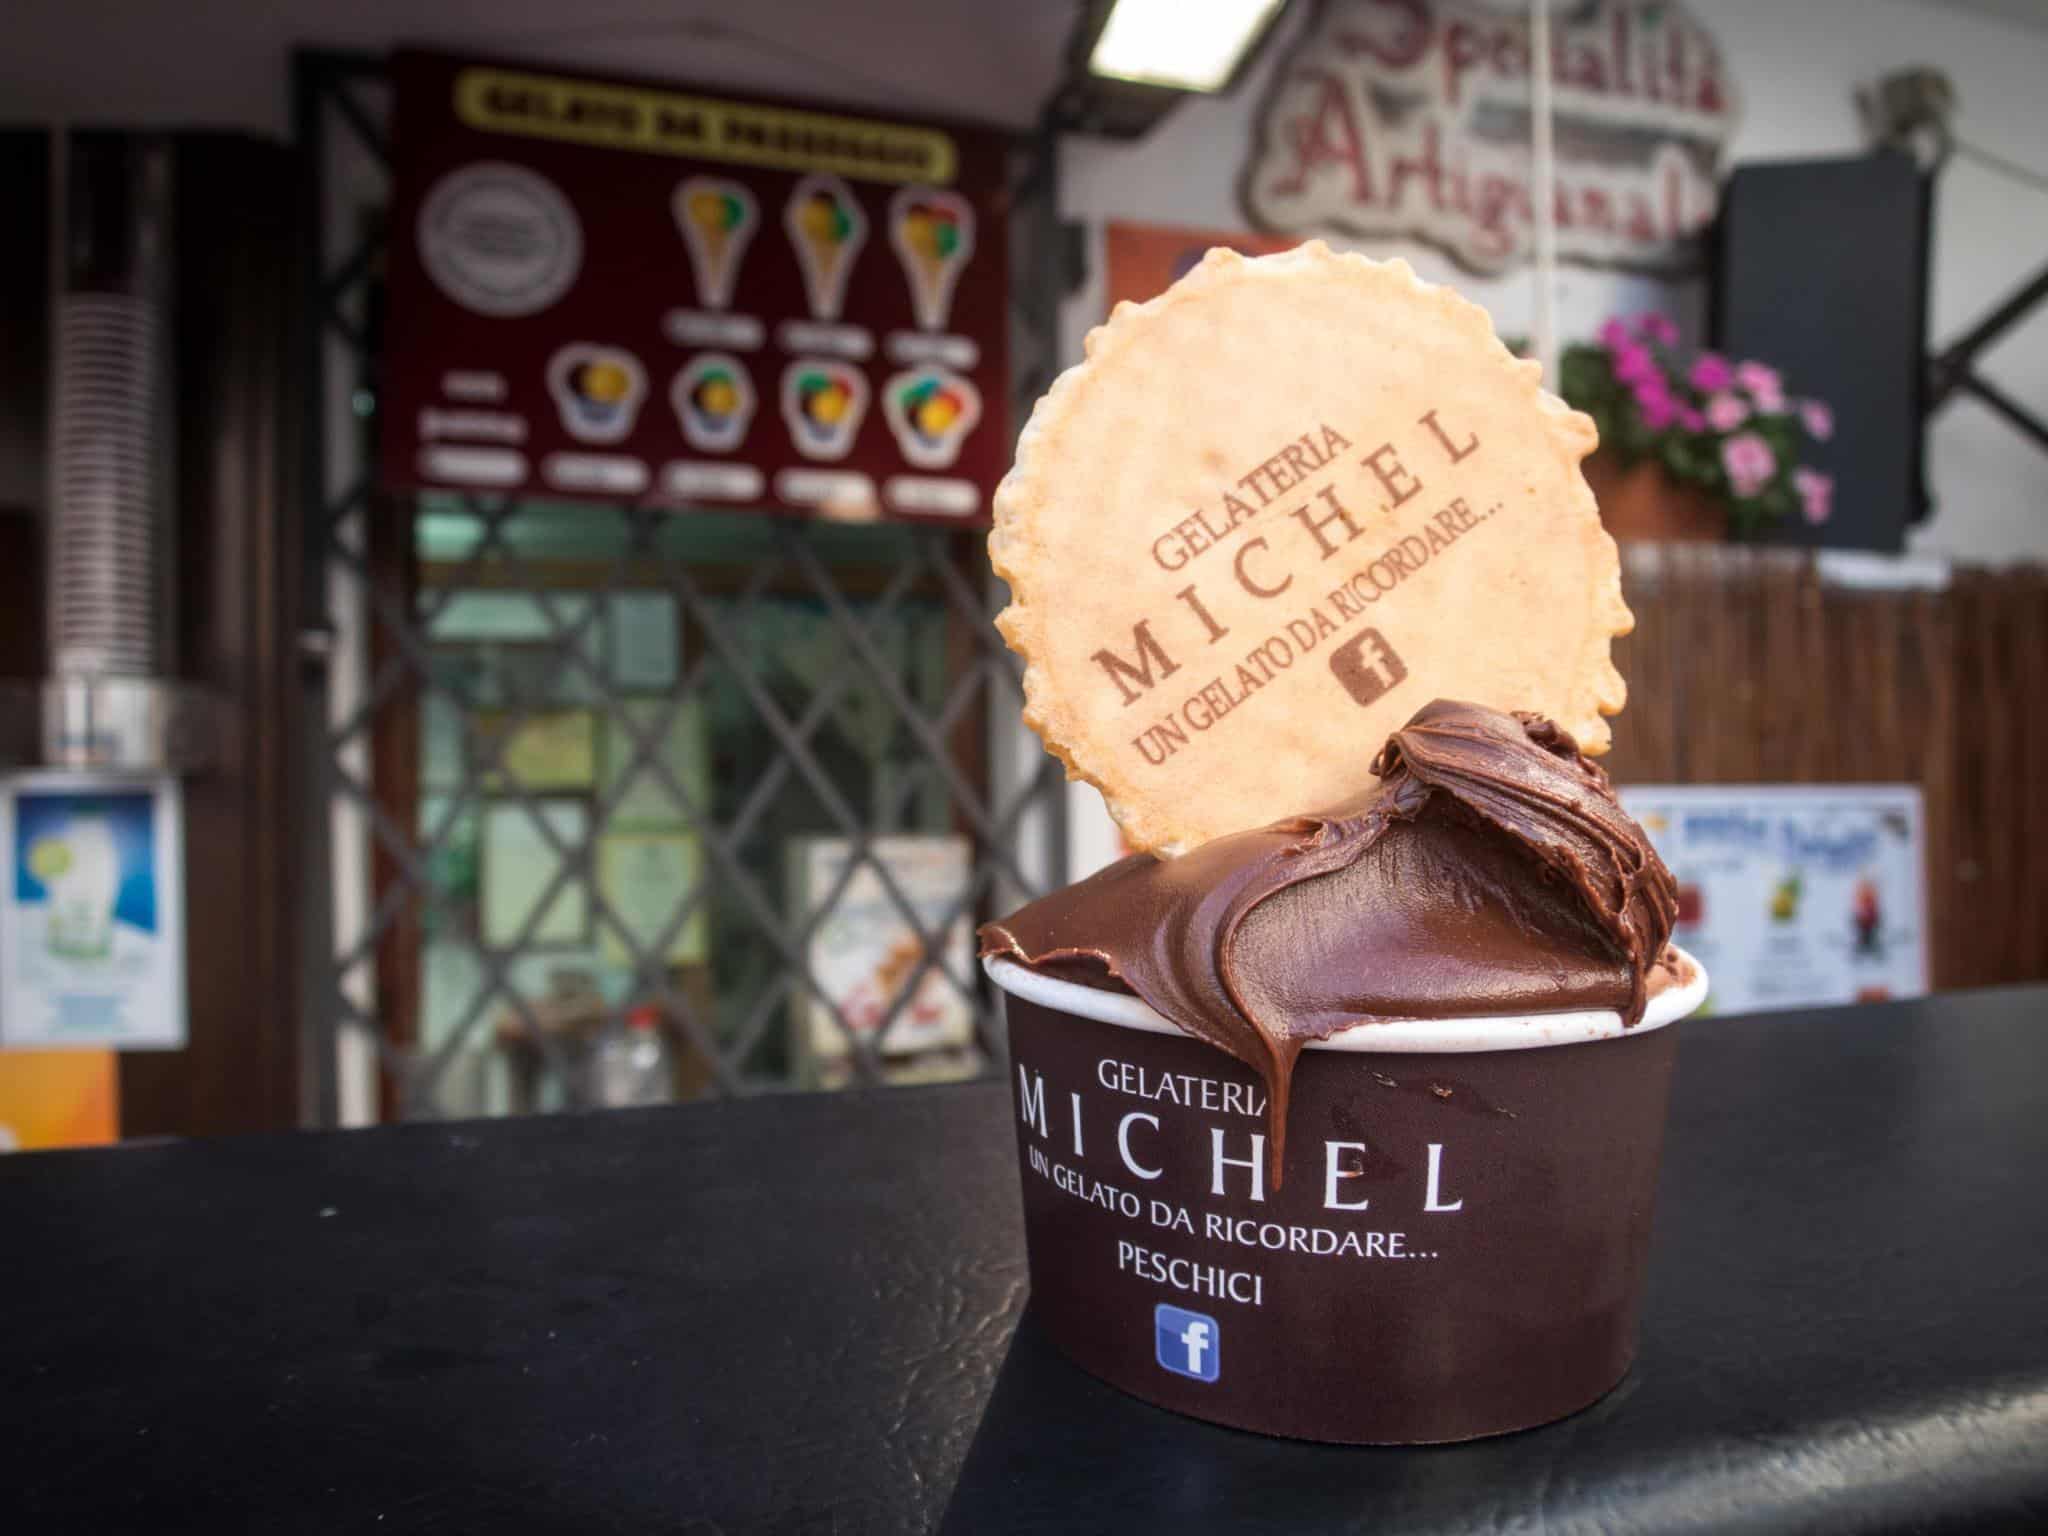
left=981, top=700, right=1680, bottom=1176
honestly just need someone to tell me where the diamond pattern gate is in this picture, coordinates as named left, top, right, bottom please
left=295, top=55, right=1068, bottom=1123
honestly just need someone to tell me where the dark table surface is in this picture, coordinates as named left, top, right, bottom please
left=4, top=988, right=2047, bottom=1534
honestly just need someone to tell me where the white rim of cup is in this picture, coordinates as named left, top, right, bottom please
left=984, top=947, right=1708, bottom=1056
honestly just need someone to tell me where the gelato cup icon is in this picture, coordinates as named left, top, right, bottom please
left=784, top=175, right=868, bottom=321
left=780, top=359, right=870, bottom=461
left=671, top=352, right=757, bottom=453
left=34, top=819, right=119, bottom=960
left=882, top=366, right=982, bottom=469
left=889, top=186, right=975, bottom=331
left=673, top=177, right=758, bottom=310
left=547, top=344, right=647, bottom=443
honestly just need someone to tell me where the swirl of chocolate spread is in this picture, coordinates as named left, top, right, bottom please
left=979, top=700, right=1680, bottom=1178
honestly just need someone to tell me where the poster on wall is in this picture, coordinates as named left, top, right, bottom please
left=1618, top=785, right=1928, bottom=1017
left=1242, top=0, right=1739, bottom=272
left=598, top=830, right=708, bottom=967
left=381, top=51, right=1011, bottom=525
left=787, top=835, right=977, bottom=1080
left=479, top=798, right=591, bottom=949
left=0, top=775, right=186, bottom=1051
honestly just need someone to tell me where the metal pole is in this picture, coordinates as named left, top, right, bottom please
left=1529, top=0, right=1558, bottom=383
left=1926, top=257, right=2048, bottom=406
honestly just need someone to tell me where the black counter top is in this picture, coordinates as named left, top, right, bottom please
left=5, top=987, right=2047, bottom=1533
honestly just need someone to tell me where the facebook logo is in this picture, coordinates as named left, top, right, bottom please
left=1154, top=1303, right=1220, bottom=1383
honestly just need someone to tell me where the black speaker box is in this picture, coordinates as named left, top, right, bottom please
left=1712, top=151, right=1930, bottom=551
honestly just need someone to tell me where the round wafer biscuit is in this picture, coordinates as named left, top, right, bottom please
left=992, top=242, right=1630, bottom=855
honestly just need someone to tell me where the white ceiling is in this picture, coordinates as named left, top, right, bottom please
left=7, top=0, right=2044, bottom=142
left=1, top=0, right=1082, bottom=135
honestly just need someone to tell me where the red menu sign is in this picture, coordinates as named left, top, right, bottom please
left=381, top=51, right=1011, bottom=525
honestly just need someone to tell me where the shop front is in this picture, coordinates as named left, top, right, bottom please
left=301, top=50, right=1066, bottom=1121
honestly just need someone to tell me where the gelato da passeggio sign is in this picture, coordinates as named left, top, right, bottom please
left=1242, top=0, right=1738, bottom=273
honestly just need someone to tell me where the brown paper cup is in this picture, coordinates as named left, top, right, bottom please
left=988, top=951, right=1708, bottom=1444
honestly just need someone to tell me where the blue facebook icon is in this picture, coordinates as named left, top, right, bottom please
left=1154, top=1303, right=1221, bottom=1383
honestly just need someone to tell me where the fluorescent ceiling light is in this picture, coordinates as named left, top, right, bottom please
left=1087, top=0, right=1288, bottom=93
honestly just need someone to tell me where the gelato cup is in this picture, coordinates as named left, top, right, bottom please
left=975, top=240, right=1682, bottom=1446
left=988, top=948, right=1707, bottom=1444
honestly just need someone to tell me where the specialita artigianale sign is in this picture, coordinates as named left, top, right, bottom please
left=1242, top=0, right=1738, bottom=273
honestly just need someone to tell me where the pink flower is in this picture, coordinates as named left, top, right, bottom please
left=1705, top=392, right=1750, bottom=432
left=1598, top=318, right=1632, bottom=351
left=1736, top=360, right=1786, bottom=413
left=1793, top=467, right=1833, bottom=524
left=1721, top=431, right=1777, bottom=498
left=1689, top=352, right=1733, bottom=392
left=1611, top=341, right=1657, bottom=385
left=1800, top=399, right=1834, bottom=441
left=1637, top=311, right=1679, bottom=345
left=1634, top=376, right=1678, bottom=430
left=1676, top=405, right=1705, bottom=432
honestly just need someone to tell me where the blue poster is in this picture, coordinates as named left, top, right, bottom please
left=1, top=775, right=186, bottom=1050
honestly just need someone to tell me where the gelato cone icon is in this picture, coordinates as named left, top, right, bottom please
left=673, top=177, right=758, bottom=310
left=547, top=344, right=647, bottom=443
left=882, top=366, right=981, bottom=469
left=784, top=175, right=868, bottom=321
left=671, top=352, right=756, bottom=453
left=889, top=187, right=975, bottom=331
left=780, top=359, right=870, bottom=461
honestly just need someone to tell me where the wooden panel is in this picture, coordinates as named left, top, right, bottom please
left=1607, top=544, right=2048, bottom=994
left=0, top=131, right=47, bottom=523
left=0, top=132, right=48, bottom=695
left=117, top=134, right=303, bottom=1136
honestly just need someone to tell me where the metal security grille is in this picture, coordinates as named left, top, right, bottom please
left=296, top=55, right=1067, bottom=1123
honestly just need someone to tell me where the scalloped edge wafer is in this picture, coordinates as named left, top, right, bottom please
left=992, top=242, right=1630, bottom=855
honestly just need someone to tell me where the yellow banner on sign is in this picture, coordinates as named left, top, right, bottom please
left=453, top=68, right=959, bottom=185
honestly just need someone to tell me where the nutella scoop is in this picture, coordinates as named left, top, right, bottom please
left=980, top=700, right=1679, bottom=1176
